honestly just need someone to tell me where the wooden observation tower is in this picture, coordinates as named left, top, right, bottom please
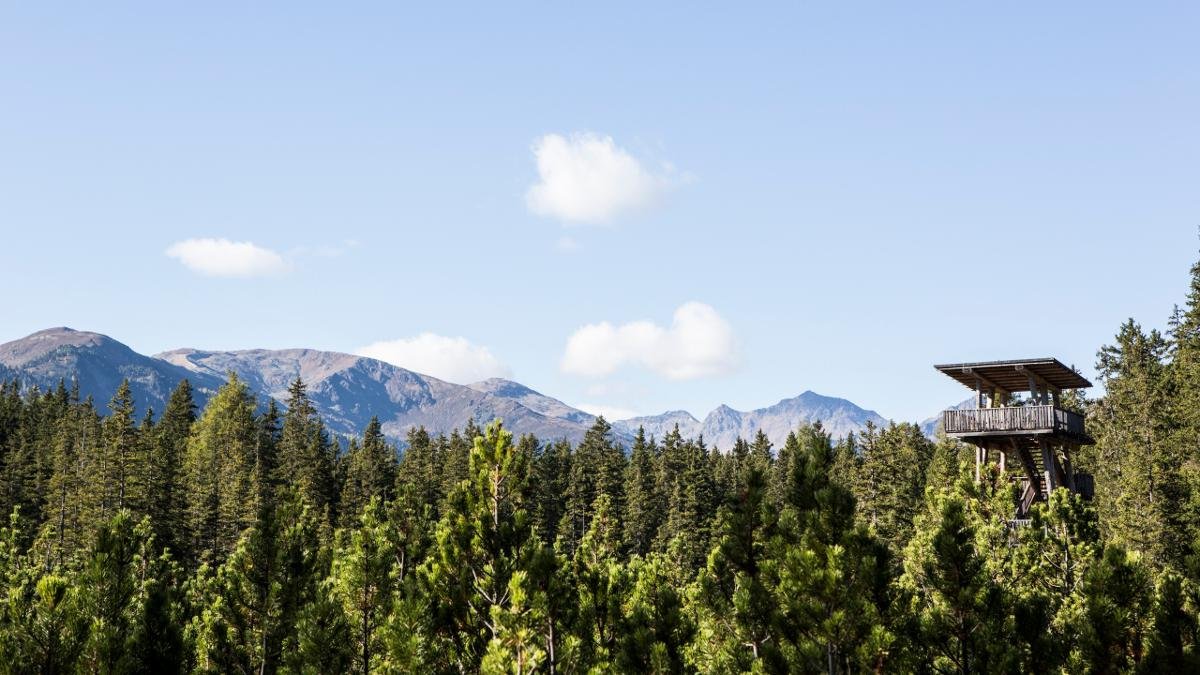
left=934, top=358, right=1094, bottom=518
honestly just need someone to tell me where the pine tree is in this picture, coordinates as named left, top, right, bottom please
left=42, top=396, right=100, bottom=565
left=183, top=373, right=259, bottom=565
left=1067, top=546, right=1153, bottom=671
left=287, top=577, right=353, bottom=674
left=419, top=420, right=537, bottom=671
left=77, top=511, right=184, bottom=673
left=615, top=553, right=694, bottom=673
left=687, top=465, right=783, bottom=671
left=332, top=497, right=398, bottom=675
left=0, top=573, right=89, bottom=672
left=769, top=422, right=893, bottom=672
left=1140, top=569, right=1200, bottom=672
left=572, top=493, right=626, bottom=667
left=191, top=490, right=321, bottom=674
left=396, top=425, right=443, bottom=519
left=659, top=436, right=717, bottom=570
left=899, top=486, right=1017, bottom=674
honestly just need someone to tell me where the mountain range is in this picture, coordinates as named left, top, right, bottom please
left=0, top=327, right=906, bottom=449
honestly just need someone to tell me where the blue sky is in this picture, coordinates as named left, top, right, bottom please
left=2, top=3, right=1197, bottom=423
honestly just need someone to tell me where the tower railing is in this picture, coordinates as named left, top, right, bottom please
left=942, top=405, right=1085, bottom=437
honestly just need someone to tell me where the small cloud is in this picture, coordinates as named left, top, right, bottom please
left=556, top=235, right=581, bottom=252
left=165, top=238, right=288, bottom=278
left=357, top=333, right=511, bottom=384
left=561, top=301, right=738, bottom=380
left=526, top=132, right=680, bottom=224
left=573, top=402, right=641, bottom=421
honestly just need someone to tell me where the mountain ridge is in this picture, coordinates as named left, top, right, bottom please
left=0, top=327, right=925, bottom=449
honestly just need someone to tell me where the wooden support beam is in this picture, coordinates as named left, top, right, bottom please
left=1062, top=446, right=1076, bottom=492
left=964, top=368, right=1009, bottom=405
left=1016, top=365, right=1060, bottom=405
left=1041, top=439, right=1060, bottom=492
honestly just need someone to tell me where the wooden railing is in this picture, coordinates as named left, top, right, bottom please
left=942, top=405, right=1086, bottom=437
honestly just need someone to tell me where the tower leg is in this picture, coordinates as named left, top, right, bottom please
left=1041, top=439, right=1059, bottom=492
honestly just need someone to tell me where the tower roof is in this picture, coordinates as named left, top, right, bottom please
left=934, top=358, right=1091, bottom=392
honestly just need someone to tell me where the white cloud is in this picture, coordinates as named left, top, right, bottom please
left=561, top=302, right=738, bottom=380
left=573, top=402, right=641, bottom=421
left=165, top=238, right=288, bottom=278
left=526, top=132, right=678, bottom=224
left=356, top=333, right=512, bottom=384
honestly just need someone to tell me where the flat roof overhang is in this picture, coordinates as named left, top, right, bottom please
left=934, top=358, right=1092, bottom=393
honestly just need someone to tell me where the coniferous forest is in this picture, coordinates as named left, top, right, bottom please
left=2, top=254, right=1200, bottom=673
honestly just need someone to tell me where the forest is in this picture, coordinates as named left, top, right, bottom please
left=0, top=253, right=1198, bottom=674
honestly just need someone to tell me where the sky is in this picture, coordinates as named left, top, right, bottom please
left=2, top=3, right=1198, bottom=423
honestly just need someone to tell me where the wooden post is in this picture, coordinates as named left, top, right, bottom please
left=998, top=448, right=1007, bottom=475
left=1041, top=439, right=1059, bottom=491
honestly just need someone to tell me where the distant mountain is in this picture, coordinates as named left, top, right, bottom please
left=0, top=327, right=914, bottom=452
left=466, top=378, right=597, bottom=426
left=0, top=327, right=224, bottom=417
left=614, top=410, right=703, bottom=441
left=0, top=327, right=597, bottom=444
left=155, top=348, right=596, bottom=443
left=613, top=391, right=890, bottom=450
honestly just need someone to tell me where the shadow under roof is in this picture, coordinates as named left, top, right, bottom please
left=934, top=358, right=1092, bottom=392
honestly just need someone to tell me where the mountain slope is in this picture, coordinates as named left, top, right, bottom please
left=466, top=378, right=596, bottom=426
left=0, top=327, right=917, bottom=452
left=156, top=348, right=597, bottom=443
left=0, top=327, right=224, bottom=416
left=613, top=410, right=703, bottom=441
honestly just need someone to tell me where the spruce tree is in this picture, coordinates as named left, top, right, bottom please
left=340, top=417, right=397, bottom=526
left=276, top=378, right=338, bottom=523
left=622, top=427, right=662, bottom=556
left=559, top=417, right=625, bottom=557
left=96, top=379, right=141, bottom=519
left=1093, top=320, right=1187, bottom=569
left=147, top=379, right=195, bottom=560
left=183, top=373, right=258, bottom=565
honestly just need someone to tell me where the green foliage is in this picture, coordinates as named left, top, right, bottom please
left=183, top=373, right=259, bottom=565
left=6, top=249, right=1200, bottom=672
